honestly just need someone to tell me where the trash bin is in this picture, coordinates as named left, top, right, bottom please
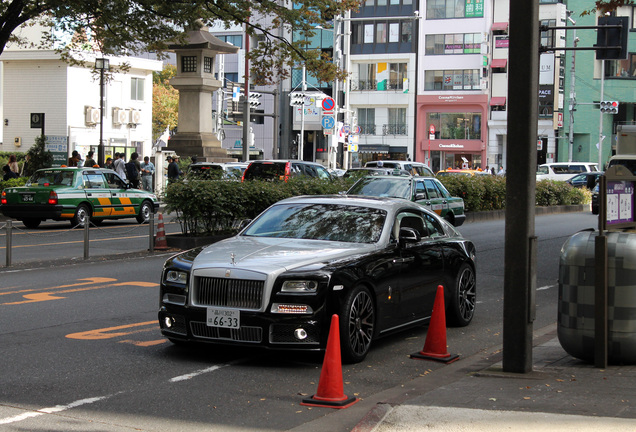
left=558, top=230, right=636, bottom=364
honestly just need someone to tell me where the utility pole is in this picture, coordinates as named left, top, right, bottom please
left=567, top=13, right=578, bottom=162
left=242, top=22, right=251, bottom=162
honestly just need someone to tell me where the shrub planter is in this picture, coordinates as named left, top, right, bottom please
left=166, top=233, right=234, bottom=250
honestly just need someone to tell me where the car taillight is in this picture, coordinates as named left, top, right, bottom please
left=48, top=191, right=58, bottom=205
left=1, top=190, right=6, bottom=205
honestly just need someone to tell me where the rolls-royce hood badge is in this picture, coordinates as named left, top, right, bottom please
left=230, top=253, right=236, bottom=266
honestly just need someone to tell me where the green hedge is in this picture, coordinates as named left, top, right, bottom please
left=0, top=177, right=29, bottom=190
left=163, top=176, right=591, bottom=235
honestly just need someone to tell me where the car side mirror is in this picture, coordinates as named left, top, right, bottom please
left=415, top=193, right=426, bottom=200
left=238, top=219, right=252, bottom=231
left=399, top=227, right=420, bottom=244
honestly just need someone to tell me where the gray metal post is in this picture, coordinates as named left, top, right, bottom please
left=149, top=212, right=155, bottom=253
left=5, top=220, right=12, bottom=267
left=84, top=220, right=90, bottom=259
left=503, top=0, right=539, bottom=373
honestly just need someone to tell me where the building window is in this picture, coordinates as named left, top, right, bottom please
left=388, top=63, right=408, bottom=90
left=356, top=64, right=377, bottom=90
left=424, top=69, right=481, bottom=91
left=376, top=23, right=387, bottom=43
left=540, top=19, right=556, bottom=49
left=426, top=112, right=482, bottom=140
left=605, top=53, right=636, bottom=78
left=384, top=108, right=407, bottom=135
left=182, top=56, right=197, bottom=73
left=358, top=108, right=376, bottom=135
left=216, top=34, right=243, bottom=48
left=204, top=57, right=213, bottom=73
left=427, top=0, right=483, bottom=19
left=425, top=33, right=481, bottom=55
left=131, top=78, right=144, bottom=101
left=401, top=21, right=412, bottom=43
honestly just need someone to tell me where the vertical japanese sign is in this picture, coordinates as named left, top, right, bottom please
left=466, top=0, right=484, bottom=18
left=607, top=181, right=634, bottom=225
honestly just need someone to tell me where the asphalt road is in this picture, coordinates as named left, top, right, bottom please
left=0, top=211, right=599, bottom=431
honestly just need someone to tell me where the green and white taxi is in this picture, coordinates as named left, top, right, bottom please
left=1, top=167, right=159, bottom=228
left=346, top=175, right=466, bottom=227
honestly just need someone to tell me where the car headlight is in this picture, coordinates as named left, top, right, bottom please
left=165, top=270, right=188, bottom=285
left=281, top=280, right=319, bottom=293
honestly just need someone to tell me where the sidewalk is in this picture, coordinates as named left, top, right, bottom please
left=351, top=324, right=636, bottom=432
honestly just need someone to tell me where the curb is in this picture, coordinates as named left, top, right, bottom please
left=465, top=204, right=590, bottom=223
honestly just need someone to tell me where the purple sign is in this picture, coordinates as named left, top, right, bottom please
left=607, top=181, right=634, bottom=225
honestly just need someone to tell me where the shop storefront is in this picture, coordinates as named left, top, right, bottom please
left=416, top=94, right=488, bottom=173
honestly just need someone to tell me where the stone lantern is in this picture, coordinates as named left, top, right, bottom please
left=168, top=22, right=239, bottom=161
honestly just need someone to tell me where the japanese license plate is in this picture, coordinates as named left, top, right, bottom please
left=21, top=194, right=34, bottom=202
left=206, top=308, right=240, bottom=329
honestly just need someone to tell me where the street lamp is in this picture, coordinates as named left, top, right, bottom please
left=95, top=57, right=110, bottom=167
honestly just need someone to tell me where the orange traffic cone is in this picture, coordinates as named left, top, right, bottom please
left=410, top=285, right=459, bottom=363
left=154, top=213, right=169, bottom=250
left=301, top=314, right=359, bottom=409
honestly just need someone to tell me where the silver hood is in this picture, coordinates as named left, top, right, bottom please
left=192, top=235, right=377, bottom=273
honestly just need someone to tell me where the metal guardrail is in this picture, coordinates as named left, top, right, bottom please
left=2, top=213, right=156, bottom=267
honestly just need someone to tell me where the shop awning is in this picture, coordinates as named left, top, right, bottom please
left=492, top=22, right=509, bottom=32
left=490, top=97, right=507, bottom=106
left=490, top=58, right=507, bottom=69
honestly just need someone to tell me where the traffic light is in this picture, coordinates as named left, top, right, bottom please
left=596, top=16, right=629, bottom=60
left=249, top=92, right=262, bottom=108
left=600, top=100, right=619, bottom=114
left=290, top=92, right=305, bottom=106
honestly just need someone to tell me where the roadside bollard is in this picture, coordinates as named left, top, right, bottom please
left=149, top=212, right=155, bottom=253
left=84, top=218, right=90, bottom=259
left=6, top=220, right=12, bottom=267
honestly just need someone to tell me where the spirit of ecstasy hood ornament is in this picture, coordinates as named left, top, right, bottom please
left=230, top=253, right=236, bottom=266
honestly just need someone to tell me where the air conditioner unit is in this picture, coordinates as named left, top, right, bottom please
left=129, top=109, right=141, bottom=125
left=85, top=108, right=101, bottom=125
left=113, top=108, right=128, bottom=125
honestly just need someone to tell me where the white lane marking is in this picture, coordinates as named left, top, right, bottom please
left=0, top=395, right=111, bottom=425
left=537, top=284, right=556, bottom=291
left=170, top=364, right=229, bottom=382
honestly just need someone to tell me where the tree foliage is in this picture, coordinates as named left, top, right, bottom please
left=1, top=0, right=361, bottom=85
left=582, top=1, right=634, bottom=15
left=152, top=64, right=178, bottom=139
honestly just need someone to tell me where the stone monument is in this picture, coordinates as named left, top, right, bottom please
left=168, top=22, right=239, bottom=161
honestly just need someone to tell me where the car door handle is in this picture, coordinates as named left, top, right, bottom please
left=394, top=257, right=415, bottom=264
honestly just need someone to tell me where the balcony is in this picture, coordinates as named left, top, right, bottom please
left=382, top=124, right=408, bottom=136
left=359, top=123, right=376, bottom=135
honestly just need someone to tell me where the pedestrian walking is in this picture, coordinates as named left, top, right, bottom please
left=84, top=151, right=97, bottom=168
left=113, top=152, right=127, bottom=180
left=126, top=152, right=141, bottom=188
left=8, top=154, right=19, bottom=174
left=140, top=156, right=155, bottom=192
left=167, top=155, right=180, bottom=183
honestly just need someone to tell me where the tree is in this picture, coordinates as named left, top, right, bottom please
left=26, top=136, right=54, bottom=175
left=0, top=0, right=361, bottom=85
left=583, top=1, right=634, bottom=15
left=153, top=64, right=178, bottom=139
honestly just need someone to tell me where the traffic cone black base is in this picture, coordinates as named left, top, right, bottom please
left=301, top=395, right=358, bottom=409
left=410, top=351, right=460, bottom=364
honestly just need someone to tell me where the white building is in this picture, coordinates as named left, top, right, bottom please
left=0, top=25, right=162, bottom=165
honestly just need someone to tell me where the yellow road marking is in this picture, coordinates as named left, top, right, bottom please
left=119, top=339, right=167, bottom=347
left=1, top=279, right=157, bottom=305
left=0, top=277, right=116, bottom=296
left=66, top=321, right=157, bottom=340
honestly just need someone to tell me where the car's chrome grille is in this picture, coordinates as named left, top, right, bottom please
left=194, top=277, right=264, bottom=309
left=190, top=321, right=262, bottom=343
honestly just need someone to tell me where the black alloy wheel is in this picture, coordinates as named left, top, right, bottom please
left=447, top=263, right=476, bottom=327
left=340, top=286, right=375, bottom=363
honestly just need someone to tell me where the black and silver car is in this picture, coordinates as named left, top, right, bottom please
left=158, top=195, right=476, bottom=363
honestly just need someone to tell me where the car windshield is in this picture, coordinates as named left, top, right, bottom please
left=27, top=170, right=75, bottom=187
left=347, top=177, right=411, bottom=199
left=242, top=203, right=386, bottom=243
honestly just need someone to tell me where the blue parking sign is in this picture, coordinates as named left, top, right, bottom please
left=321, top=116, right=335, bottom=129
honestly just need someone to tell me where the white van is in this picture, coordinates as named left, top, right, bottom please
left=364, top=160, right=434, bottom=177
left=536, top=162, right=599, bottom=181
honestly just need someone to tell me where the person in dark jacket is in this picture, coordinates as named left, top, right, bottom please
left=167, top=156, right=180, bottom=183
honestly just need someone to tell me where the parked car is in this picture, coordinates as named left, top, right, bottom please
left=606, top=154, right=636, bottom=175
left=343, top=167, right=411, bottom=178
left=187, top=162, right=245, bottom=180
left=436, top=169, right=491, bottom=177
left=566, top=171, right=602, bottom=189
left=364, top=160, right=434, bottom=177
left=536, top=162, right=599, bottom=181
left=346, top=175, right=466, bottom=226
left=158, top=195, right=476, bottom=363
left=242, top=160, right=332, bottom=181
left=0, top=167, right=159, bottom=228
left=223, top=162, right=249, bottom=179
